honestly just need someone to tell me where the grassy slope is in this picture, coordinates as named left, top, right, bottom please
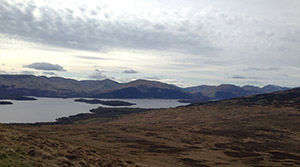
left=0, top=124, right=146, bottom=167
left=6, top=88, right=300, bottom=167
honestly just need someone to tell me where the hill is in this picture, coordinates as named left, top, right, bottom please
left=9, top=87, right=300, bottom=166
left=185, top=84, right=289, bottom=100
left=0, top=124, right=146, bottom=167
left=94, top=79, right=194, bottom=99
left=0, top=74, right=290, bottom=100
left=0, top=75, right=120, bottom=97
left=120, top=87, right=300, bottom=124
left=0, top=75, right=191, bottom=99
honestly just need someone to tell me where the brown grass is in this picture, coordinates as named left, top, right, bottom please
left=4, top=88, right=300, bottom=166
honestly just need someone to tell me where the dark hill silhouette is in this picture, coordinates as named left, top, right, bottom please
left=185, top=83, right=289, bottom=100
left=0, top=75, right=192, bottom=99
left=0, top=74, right=290, bottom=100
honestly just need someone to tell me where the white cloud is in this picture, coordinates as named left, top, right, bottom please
left=68, top=40, right=79, bottom=45
left=88, top=69, right=107, bottom=80
left=243, top=67, right=280, bottom=72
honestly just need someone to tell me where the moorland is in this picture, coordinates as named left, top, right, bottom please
left=1, top=87, right=300, bottom=166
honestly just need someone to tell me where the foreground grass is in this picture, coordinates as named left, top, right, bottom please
left=0, top=124, right=145, bottom=167
left=13, top=104, right=300, bottom=166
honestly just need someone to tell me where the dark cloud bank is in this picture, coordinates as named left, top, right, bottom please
left=0, top=0, right=214, bottom=54
left=122, top=69, right=138, bottom=74
left=24, top=62, right=66, bottom=71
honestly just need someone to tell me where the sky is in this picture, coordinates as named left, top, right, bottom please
left=0, top=0, right=300, bottom=87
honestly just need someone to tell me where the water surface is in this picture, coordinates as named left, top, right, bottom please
left=0, top=98, right=185, bottom=123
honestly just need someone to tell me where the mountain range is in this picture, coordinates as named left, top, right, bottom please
left=0, top=74, right=290, bottom=100
left=184, top=84, right=290, bottom=100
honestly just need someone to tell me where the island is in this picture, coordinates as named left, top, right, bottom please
left=178, top=99, right=209, bottom=104
left=0, top=101, right=13, bottom=105
left=0, top=95, right=37, bottom=101
left=74, top=98, right=136, bottom=106
left=56, top=107, right=153, bottom=124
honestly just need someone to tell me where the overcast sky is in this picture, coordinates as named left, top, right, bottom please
left=0, top=0, right=299, bottom=87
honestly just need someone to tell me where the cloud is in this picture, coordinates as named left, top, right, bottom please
left=1, top=70, right=35, bottom=75
left=20, top=70, right=35, bottom=75
left=113, top=77, right=136, bottom=83
left=24, top=62, right=66, bottom=71
left=43, top=71, right=57, bottom=76
left=122, top=69, right=138, bottom=74
left=88, top=69, right=107, bottom=80
left=1, top=0, right=299, bottom=63
left=160, top=78, right=186, bottom=87
left=144, top=76, right=161, bottom=80
left=1, top=0, right=300, bottom=87
left=68, top=40, right=79, bottom=45
left=74, top=55, right=109, bottom=60
left=231, top=75, right=247, bottom=79
left=230, top=75, right=264, bottom=80
left=0, top=0, right=216, bottom=55
left=243, top=67, right=280, bottom=71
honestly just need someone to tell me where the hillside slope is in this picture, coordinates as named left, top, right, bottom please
left=0, top=124, right=146, bottom=167
left=94, top=79, right=194, bottom=99
left=12, top=87, right=300, bottom=167
left=0, top=75, right=120, bottom=97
